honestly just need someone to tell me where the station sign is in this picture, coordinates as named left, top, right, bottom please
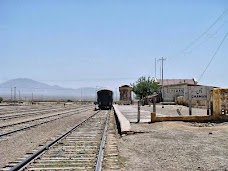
left=189, top=86, right=210, bottom=100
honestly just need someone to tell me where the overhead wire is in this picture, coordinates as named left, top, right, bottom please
left=197, top=31, right=228, bottom=83
left=167, top=9, right=228, bottom=113
left=178, top=31, right=228, bottom=112
left=172, top=8, right=228, bottom=59
left=183, top=19, right=228, bottom=56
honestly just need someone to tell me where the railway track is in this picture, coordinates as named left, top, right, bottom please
left=0, top=106, right=92, bottom=138
left=0, top=107, right=65, bottom=120
left=0, top=105, right=53, bottom=115
left=0, top=105, right=91, bottom=125
left=3, top=110, right=110, bottom=171
left=0, top=105, right=89, bottom=120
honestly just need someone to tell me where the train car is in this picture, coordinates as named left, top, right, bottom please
left=96, top=89, right=113, bottom=110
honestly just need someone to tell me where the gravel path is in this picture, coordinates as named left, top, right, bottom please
left=118, top=121, right=228, bottom=171
left=0, top=106, right=94, bottom=168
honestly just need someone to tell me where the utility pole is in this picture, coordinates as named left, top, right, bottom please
left=155, top=58, right=157, bottom=79
left=18, top=90, right=21, bottom=101
left=81, top=90, right=82, bottom=103
left=159, top=57, right=166, bottom=102
left=11, top=87, right=13, bottom=102
left=159, top=59, right=162, bottom=80
left=14, top=87, right=16, bottom=105
left=116, top=88, right=118, bottom=102
left=14, top=87, right=16, bottom=101
left=32, top=93, right=33, bottom=102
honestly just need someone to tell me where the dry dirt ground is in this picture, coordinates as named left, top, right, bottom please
left=118, top=121, right=228, bottom=171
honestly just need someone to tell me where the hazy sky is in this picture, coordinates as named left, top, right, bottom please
left=1, top=0, right=228, bottom=90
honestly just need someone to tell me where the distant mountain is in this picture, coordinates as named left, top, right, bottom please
left=0, top=78, right=65, bottom=89
left=0, top=78, right=97, bottom=101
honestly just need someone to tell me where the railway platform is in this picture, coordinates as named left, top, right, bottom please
left=114, top=105, right=151, bottom=123
left=113, top=104, right=210, bottom=134
left=113, top=104, right=152, bottom=134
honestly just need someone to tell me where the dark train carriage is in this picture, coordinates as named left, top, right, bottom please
left=97, top=89, right=113, bottom=110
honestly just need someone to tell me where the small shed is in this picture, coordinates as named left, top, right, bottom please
left=119, top=85, right=132, bottom=105
left=143, top=93, right=162, bottom=105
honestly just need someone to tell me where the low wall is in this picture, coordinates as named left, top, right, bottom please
left=151, top=112, right=228, bottom=122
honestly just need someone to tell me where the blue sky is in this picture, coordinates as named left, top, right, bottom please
left=0, top=0, right=228, bottom=90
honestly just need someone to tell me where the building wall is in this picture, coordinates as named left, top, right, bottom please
left=119, top=86, right=132, bottom=105
left=163, top=84, right=214, bottom=106
left=163, top=84, right=188, bottom=102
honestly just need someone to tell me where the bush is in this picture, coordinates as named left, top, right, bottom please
left=0, top=97, right=3, bottom=103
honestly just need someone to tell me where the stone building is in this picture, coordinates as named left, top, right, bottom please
left=119, top=85, right=132, bottom=105
left=163, top=83, right=216, bottom=107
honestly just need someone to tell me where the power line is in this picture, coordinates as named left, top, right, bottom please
left=178, top=31, right=228, bottom=113
left=197, top=31, right=228, bottom=83
left=173, top=9, right=228, bottom=59
left=183, top=19, right=228, bottom=55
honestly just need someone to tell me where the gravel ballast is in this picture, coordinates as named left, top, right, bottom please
left=0, top=106, right=95, bottom=168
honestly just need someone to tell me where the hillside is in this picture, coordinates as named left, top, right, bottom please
left=0, top=78, right=97, bottom=101
left=0, top=78, right=64, bottom=89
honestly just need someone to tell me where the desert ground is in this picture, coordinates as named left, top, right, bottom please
left=117, top=105, right=228, bottom=171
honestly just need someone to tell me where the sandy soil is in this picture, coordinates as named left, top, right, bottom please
left=118, top=121, right=228, bottom=171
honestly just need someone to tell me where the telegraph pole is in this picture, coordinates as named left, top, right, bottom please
left=81, top=89, right=82, bottom=103
left=18, top=90, right=21, bottom=101
left=11, top=87, right=13, bottom=102
left=159, top=60, right=162, bottom=80
left=159, top=57, right=166, bottom=102
left=155, top=58, right=156, bottom=79
left=14, top=87, right=16, bottom=105
left=116, top=88, right=118, bottom=102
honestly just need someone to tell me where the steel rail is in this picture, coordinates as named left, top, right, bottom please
left=95, top=110, right=110, bottom=171
left=9, top=110, right=101, bottom=171
left=0, top=105, right=90, bottom=119
left=0, top=108, right=89, bottom=137
left=0, top=106, right=62, bottom=116
left=0, top=107, right=44, bottom=115
left=0, top=104, right=89, bottom=117
left=0, top=107, right=66, bottom=120
left=0, top=107, right=89, bottom=129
